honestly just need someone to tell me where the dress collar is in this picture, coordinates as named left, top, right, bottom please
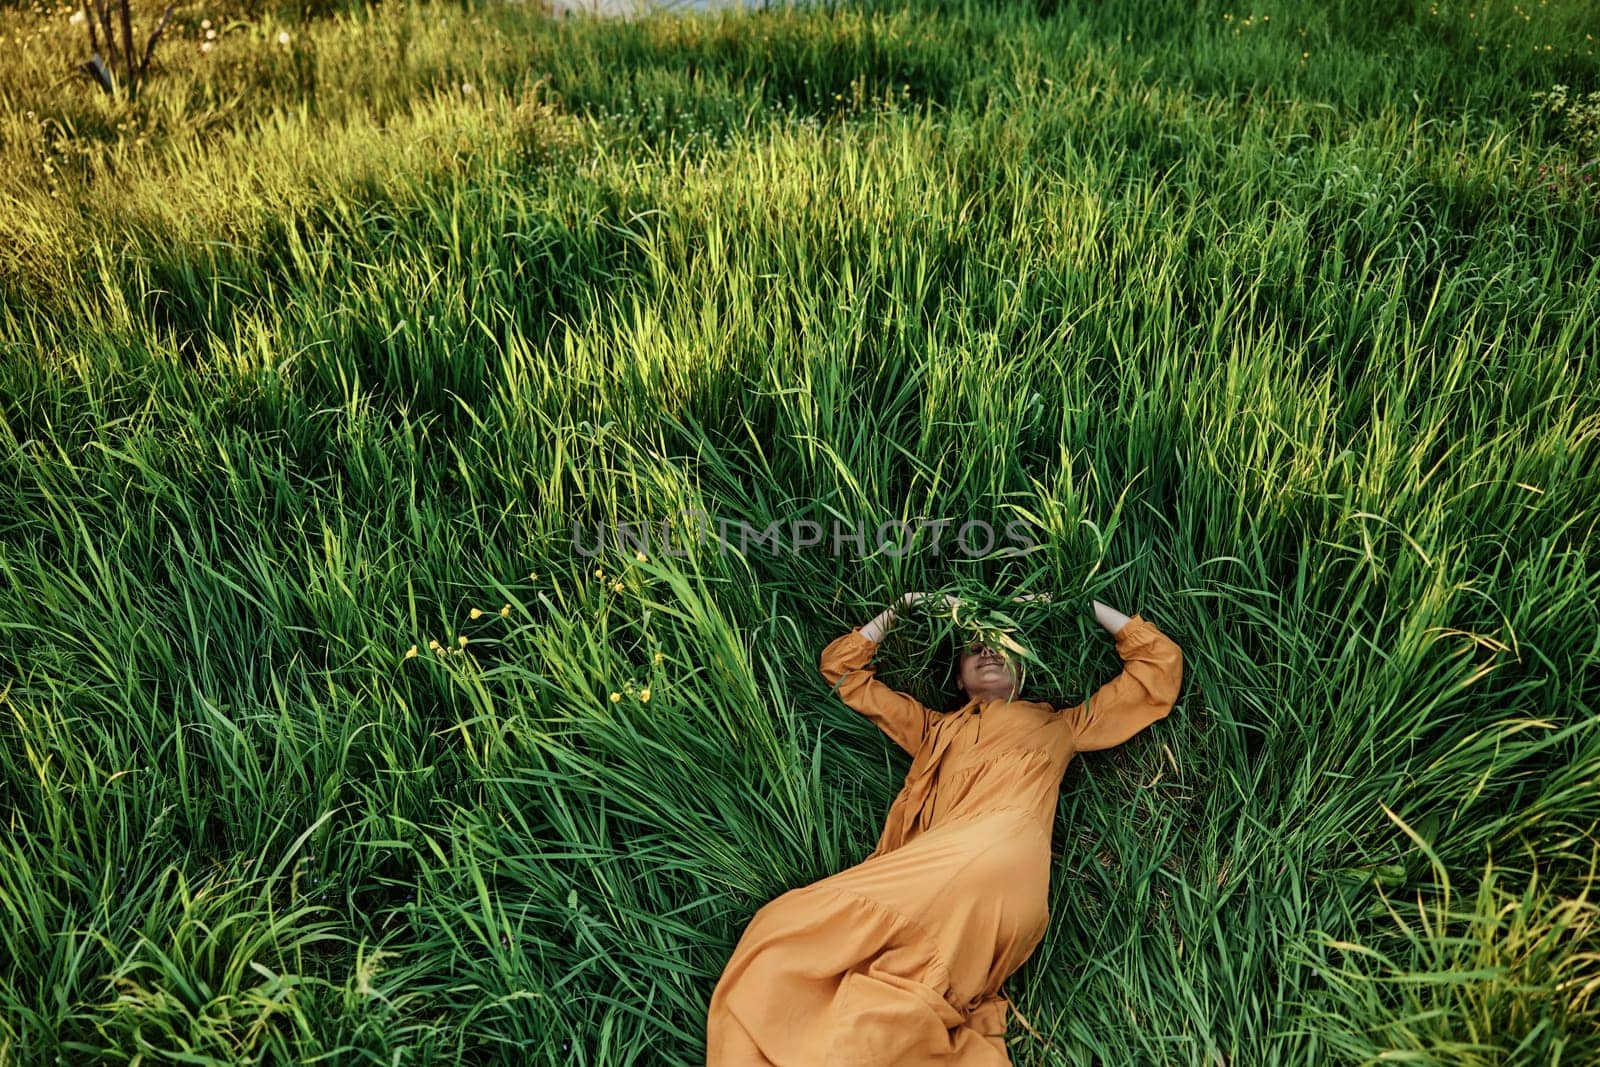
left=957, top=694, right=1018, bottom=712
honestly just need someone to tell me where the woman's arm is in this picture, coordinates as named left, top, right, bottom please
left=1061, top=608, right=1183, bottom=752
left=858, top=592, right=912, bottom=644
left=820, top=593, right=955, bottom=755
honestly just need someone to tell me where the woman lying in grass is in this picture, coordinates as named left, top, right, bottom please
left=706, top=592, right=1184, bottom=1064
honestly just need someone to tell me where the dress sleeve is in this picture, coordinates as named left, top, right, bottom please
left=1058, top=614, right=1183, bottom=752
left=818, top=627, right=935, bottom=756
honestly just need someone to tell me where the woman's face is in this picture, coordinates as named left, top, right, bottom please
left=957, top=641, right=1019, bottom=701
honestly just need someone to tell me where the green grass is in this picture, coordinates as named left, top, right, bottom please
left=1, top=0, right=1598, bottom=1061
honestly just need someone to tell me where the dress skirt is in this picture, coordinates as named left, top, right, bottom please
left=706, top=805, right=1052, bottom=1066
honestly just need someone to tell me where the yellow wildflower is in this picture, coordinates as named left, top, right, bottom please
left=470, top=608, right=483, bottom=619
left=635, top=551, right=647, bottom=561
left=639, top=687, right=651, bottom=703
left=457, top=635, right=469, bottom=648
left=653, top=651, right=665, bottom=665
left=609, top=691, right=621, bottom=703
left=500, top=604, right=511, bottom=617
left=405, top=645, right=419, bottom=659
left=428, top=639, right=443, bottom=652
left=611, top=580, right=625, bottom=593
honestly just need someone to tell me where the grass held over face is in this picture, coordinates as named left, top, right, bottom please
left=1, top=0, right=1599, bottom=1062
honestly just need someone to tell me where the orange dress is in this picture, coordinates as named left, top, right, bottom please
left=705, top=614, right=1185, bottom=1065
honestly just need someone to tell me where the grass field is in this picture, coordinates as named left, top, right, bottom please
left=2, top=0, right=1599, bottom=1061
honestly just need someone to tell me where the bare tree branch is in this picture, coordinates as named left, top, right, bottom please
left=94, top=0, right=116, bottom=84
left=117, top=0, right=135, bottom=99
left=81, top=4, right=100, bottom=59
left=138, top=5, right=175, bottom=82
